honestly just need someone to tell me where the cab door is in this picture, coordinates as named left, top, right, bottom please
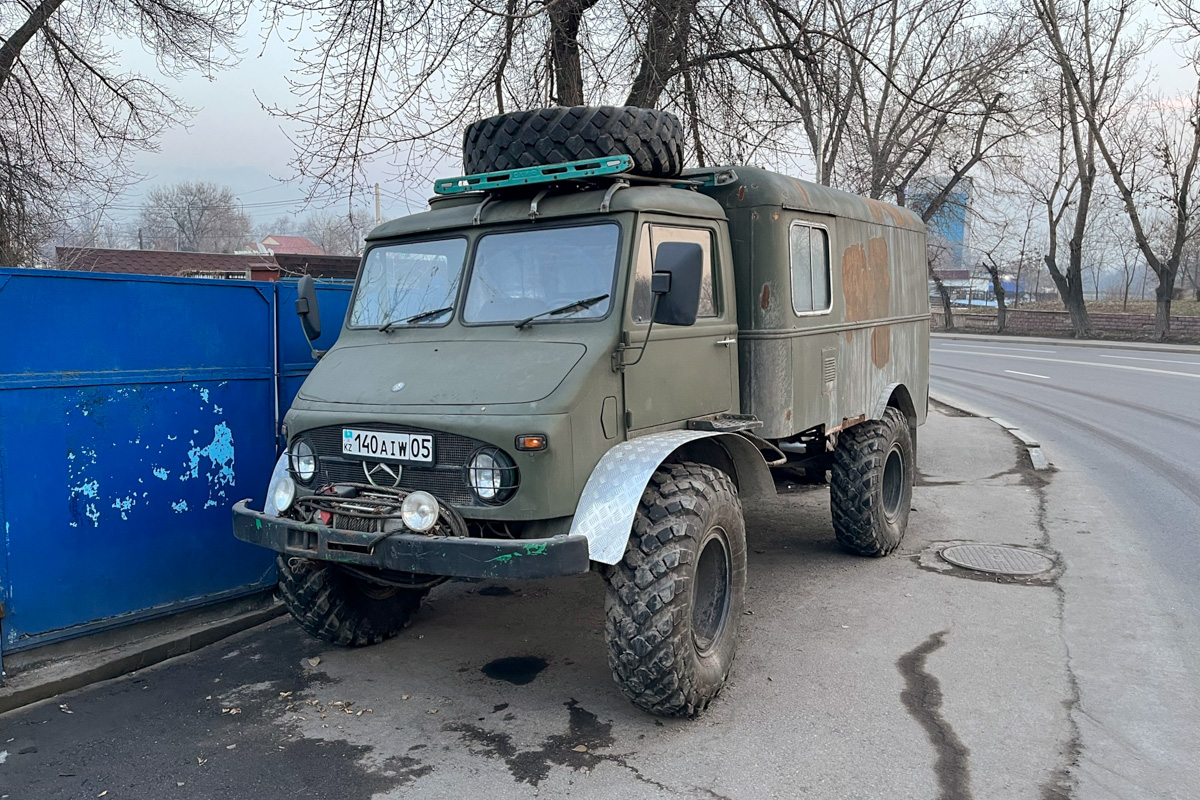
left=622, top=222, right=737, bottom=432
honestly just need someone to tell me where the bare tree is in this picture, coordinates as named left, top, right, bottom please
left=1031, top=0, right=1200, bottom=340
left=0, top=0, right=246, bottom=264
left=139, top=182, right=252, bottom=254
left=302, top=208, right=373, bottom=256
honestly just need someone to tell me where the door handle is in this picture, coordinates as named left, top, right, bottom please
left=716, top=337, right=736, bottom=347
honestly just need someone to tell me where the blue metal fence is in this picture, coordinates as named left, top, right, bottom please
left=0, top=269, right=352, bottom=669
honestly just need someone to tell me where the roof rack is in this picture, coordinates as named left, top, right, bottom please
left=434, top=156, right=635, bottom=195
left=433, top=157, right=738, bottom=197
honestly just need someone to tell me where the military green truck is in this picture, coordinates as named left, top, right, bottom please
left=233, top=106, right=929, bottom=717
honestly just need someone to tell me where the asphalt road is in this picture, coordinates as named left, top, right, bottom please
left=931, top=334, right=1200, bottom=799
left=930, top=335, right=1200, bottom=610
left=0, top=407, right=1083, bottom=800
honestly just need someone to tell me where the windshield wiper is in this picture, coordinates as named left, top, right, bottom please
left=514, top=294, right=610, bottom=329
left=379, top=306, right=453, bottom=332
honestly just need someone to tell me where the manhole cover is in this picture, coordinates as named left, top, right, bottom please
left=939, top=544, right=1054, bottom=575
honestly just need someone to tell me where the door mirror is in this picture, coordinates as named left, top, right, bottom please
left=295, top=274, right=322, bottom=341
left=651, top=242, right=704, bottom=326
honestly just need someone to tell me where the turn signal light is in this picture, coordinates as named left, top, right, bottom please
left=515, top=434, right=548, bottom=451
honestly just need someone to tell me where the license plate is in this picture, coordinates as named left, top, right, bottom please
left=342, top=429, right=434, bottom=463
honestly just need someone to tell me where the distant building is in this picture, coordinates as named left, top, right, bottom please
left=55, top=247, right=359, bottom=281
left=908, top=176, right=973, bottom=273
left=259, top=235, right=325, bottom=256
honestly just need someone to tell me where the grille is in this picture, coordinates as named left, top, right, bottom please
left=297, top=424, right=494, bottom=506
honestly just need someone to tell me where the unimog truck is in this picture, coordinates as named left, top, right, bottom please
left=233, top=106, right=929, bottom=717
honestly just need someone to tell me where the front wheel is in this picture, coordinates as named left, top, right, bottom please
left=830, top=407, right=915, bottom=556
left=603, top=462, right=746, bottom=717
left=277, top=556, right=427, bottom=647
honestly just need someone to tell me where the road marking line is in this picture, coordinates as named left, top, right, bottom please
left=931, top=348, right=1200, bottom=379
left=1098, top=354, right=1200, bottom=366
left=942, top=343, right=1058, bottom=354
left=1004, top=369, right=1050, bottom=379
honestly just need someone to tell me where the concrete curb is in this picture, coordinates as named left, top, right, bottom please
left=932, top=331, right=1200, bottom=355
left=0, top=601, right=285, bottom=715
left=930, top=392, right=1051, bottom=471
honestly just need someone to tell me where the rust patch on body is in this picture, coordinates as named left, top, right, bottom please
left=863, top=198, right=914, bottom=229
left=788, top=179, right=811, bottom=204
left=772, top=212, right=779, bottom=221
left=842, top=237, right=891, bottom=322
left=872, top=325, right=891, bottom=367
left=737, top=185, right=746, bottom=201
left=760, top=283, right=771, bottom=310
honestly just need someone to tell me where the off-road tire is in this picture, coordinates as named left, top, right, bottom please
left=463, top=106, right=685, bottom=178
left=830, top=407, right=915, bottom=557
left=604, top=462, right=746, bottom=717
left=277, top=556, right=426, bottom=647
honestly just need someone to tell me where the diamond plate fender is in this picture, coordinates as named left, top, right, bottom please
left=569, top=430, right=774, bottom=565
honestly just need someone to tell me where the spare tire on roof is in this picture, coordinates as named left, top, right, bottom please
left=463, top=106, right=685, bottom=178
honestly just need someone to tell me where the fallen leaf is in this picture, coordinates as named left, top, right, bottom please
left=306, top=657, right=321, bottom=667
left=279, top=691, right=292, bottom=698
left=229, top=708, right=242, bottom=715
left=426, top=709, right=438, bottom=715
left=197, top=757, right=207, bottom=765
left=59, top=704, right=73, bottom=714
left=401, top=694, right=411, bottom=701
left=177, top=782, right=185, bottom=787
left=205, top=696, right=212, bottom=701
left=226, top=744, right=236, bottom=750
left=572, top=745, right=588, bottom=753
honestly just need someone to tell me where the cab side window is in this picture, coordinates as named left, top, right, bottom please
left=632, top=224, right=717, bottom=323
left=790, top=223, right=831, bottom=314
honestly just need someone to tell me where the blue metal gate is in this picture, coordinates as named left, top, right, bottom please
left=0, top=269, right=351, bottom=668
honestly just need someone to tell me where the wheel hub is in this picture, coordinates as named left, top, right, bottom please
left=692, top=528, right=732, bottom=657
left=882, top=444, right=905, bottom=522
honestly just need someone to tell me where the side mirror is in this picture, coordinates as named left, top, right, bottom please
left=651, top=241, right=704, bottom=326
left=296, top=274, right=322, bottom=341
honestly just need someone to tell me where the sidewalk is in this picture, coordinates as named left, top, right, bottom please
left=0, top=404, right=1079, bottom=800
left=933, top=330, right=1200, bottom=355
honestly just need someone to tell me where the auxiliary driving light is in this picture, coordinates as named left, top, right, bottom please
left=401, top=491, right=440, bottom=532
left=270, top=473, right=296, bottom=513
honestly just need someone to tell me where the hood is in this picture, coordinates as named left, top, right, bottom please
left=297, top=340, right=588, bottom=406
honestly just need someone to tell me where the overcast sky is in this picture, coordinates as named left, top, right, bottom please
left=110, top=7, right=1198, bottom=236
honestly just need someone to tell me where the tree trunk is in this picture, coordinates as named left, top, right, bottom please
left=929, top=268, right=955, bottom=331
left=547, top=0, right=598, bottom=106
left=1154, top=283, right=1172, bottom=341
left=1044, top=254, right=1091, bottom=337
left=625, top=0, right=698, bottom=108
left=985, top=260, right=1007, bottom=333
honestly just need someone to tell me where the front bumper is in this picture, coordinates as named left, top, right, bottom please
left=232, top=500, right=590, bottom=579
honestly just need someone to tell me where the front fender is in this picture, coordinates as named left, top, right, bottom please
left=569, top=430, right=773, bottom=565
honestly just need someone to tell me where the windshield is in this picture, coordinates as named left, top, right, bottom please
left=349, top=238, right=468, bottom=327
left=464, top=223, right=619, bottom=324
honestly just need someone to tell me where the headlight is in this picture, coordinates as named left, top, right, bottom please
left=401, top=491, right=440, bottom=532
left=289, top=439, right=317, bottom=483
left=466, top=447, right=517, bottom=504
left=270, top=472, right=296, bottom=513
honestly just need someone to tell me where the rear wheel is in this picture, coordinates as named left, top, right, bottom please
left=277, top=556, right=427, bottom=647
left=829, top=407, right=914, bottom=556
left=462, top=106, right=685, bottom=177
left=603, top=462, right=746, bottom=717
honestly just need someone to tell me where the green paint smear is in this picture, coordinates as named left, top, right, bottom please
left=488, top=542, right=549, bottom=564
left=255, top=519, right=262, bottom=530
